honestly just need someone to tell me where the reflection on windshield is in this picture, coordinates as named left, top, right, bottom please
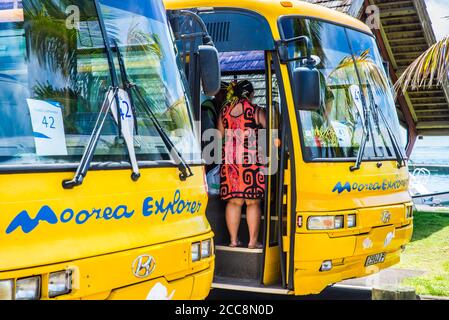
left=280, top=18, right=403, bottom=161
left=100, top=0, right=200, bottom=161
left=0, top=0, right=200, bottom=166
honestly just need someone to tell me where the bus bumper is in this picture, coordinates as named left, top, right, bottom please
left=0, top=232, right=214, bottom=300
left=106, top=262, right=215, bottom=300
left=293, top=223, right=413, bottom=295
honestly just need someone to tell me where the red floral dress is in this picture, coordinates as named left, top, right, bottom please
left=220, top=99, right=265, bottom=200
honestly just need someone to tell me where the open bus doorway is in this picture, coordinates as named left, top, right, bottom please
left=205, top=50, right=289, bottom=293
left=168, top=7, right=293, bottom=294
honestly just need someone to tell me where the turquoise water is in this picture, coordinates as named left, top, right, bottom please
left=416, top=175, right=449, bottom=194
left=410, top=145, right=449, bottom=194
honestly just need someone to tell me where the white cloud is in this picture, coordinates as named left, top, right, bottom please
left=425, top=0, right=449, bottom=40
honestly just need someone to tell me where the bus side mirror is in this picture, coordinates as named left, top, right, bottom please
left=293, top=66, right=321, bottom=111
left=198, top=45, right=221, bottom=96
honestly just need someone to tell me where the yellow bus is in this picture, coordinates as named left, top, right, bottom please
left=166, top=0, right=414, bottom=295
left=0, top=0, right=219, bottom=300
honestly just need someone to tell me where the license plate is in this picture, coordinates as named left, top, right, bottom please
left=365, top=253, right=386, bottom=266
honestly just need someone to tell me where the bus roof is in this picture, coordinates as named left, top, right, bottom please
left=164, top=0, right=372, bottom=36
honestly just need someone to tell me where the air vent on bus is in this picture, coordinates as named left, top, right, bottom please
left=206, top=22, right=230, bottom=43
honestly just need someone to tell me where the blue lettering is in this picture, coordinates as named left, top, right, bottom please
left=6, top=206, right=58, bottom=234
left=6, top=190, right=206, bottom=235
left=190, top=201, right=197, bottom=214
left=113, top=205, right=134, bottom=219
left=332, top=177, right=408, bottom=194
left=142, top=197, right=154, bottom=217
left=154, top=198, right=165, bottom=215
left=103, top=207, right=113, bottom=220
left=185, top=201, right=192, bottom=212
left=60, top=209, right=74, bottom=223
left=75, top=210, right=93, bottom=224
left=332, top=182, right=351, bottom=194
left=176, top=200, right=186, bottom=214
left=92, top=208, right=102, bottom=219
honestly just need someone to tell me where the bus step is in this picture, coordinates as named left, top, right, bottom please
left=212, top=276, right=291, bottom=295
left=214, top=245, right=263, bottom=280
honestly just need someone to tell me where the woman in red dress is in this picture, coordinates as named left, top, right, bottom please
left=217, top=80, right=267, bottom=249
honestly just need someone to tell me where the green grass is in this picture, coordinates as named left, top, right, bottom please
left=396, top=210, right=449, bottom=297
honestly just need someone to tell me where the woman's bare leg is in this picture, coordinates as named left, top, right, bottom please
left=245, top=199, right=261, bottom=248
left=226, top=198, right=244, bottom=246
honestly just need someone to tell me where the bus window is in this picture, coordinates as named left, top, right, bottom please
left=280, top=18, right=403, bottom=162
left=0, top=0, right=200, bottom=168
left=220, top=51, right=267, bottom=106
left=346, top=28, right=404, bottom=157
left=100, top=0, right=200, bottom=162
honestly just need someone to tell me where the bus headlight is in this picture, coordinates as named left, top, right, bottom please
left=15, top=276, right=40, bottom=300
left=347, top=214, right=357, bottom=228
left=0, top=280, right=13, bottom=300
left=191, top=242, right=201, bottom=262
left=49, top=270, right=72, bottom=298
left=307, top=215, right=344, bottom=230
left=201, top=239, right=212, bottom=258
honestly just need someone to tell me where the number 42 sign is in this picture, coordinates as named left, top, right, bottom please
left=27, top=99, right=68, bottom=156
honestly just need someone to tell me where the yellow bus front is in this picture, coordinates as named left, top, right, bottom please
left=278, top=10, right=413, bottom=295
left=0, top=0, right=213, bottom=300
left=165, top=0, right=413, bottom=296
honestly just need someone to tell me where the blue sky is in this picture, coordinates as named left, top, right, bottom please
left=425, top=0, right=449, bottom=40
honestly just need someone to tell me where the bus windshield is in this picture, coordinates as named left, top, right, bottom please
left=0, top=0, right=199, bottom=168
left=280, top=17, right=404, bottom=162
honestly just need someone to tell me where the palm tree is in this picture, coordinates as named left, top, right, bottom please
left=25, top=8, right=77, bottom=80
left=394, top=23, right=448, bottom=92
left=326, top=49, right=390, bottom=124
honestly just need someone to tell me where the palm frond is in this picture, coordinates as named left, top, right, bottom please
left=329, top=49, right=389, bottom=92
left=394, top=36, right=449, bottom=92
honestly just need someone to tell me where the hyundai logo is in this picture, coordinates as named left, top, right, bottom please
left=381, top=210, right=391, bottom=224
left=132, top=254, right=156, bottom=278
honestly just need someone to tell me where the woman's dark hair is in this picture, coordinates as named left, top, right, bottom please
left=235, top=80, right=255, bottom=99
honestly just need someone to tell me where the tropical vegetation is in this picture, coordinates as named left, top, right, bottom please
left=395, top=24, right=448, bottom=92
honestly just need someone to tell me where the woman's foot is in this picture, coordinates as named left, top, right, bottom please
left=248, top=242, right=263, bottom=249
left=229, top=240, right=243, bottom=248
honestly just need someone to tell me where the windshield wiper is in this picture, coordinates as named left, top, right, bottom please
left=350, top=86, right=370, bottom=172
left=365, top=84, right=405, bottom=168
left=63, top=0, right=140, bottom=189
left=112, top=42, right=193, bottom=181
left=62, top=87, right=119, bottom=189
left=374, top=102, right=406, bottom=168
